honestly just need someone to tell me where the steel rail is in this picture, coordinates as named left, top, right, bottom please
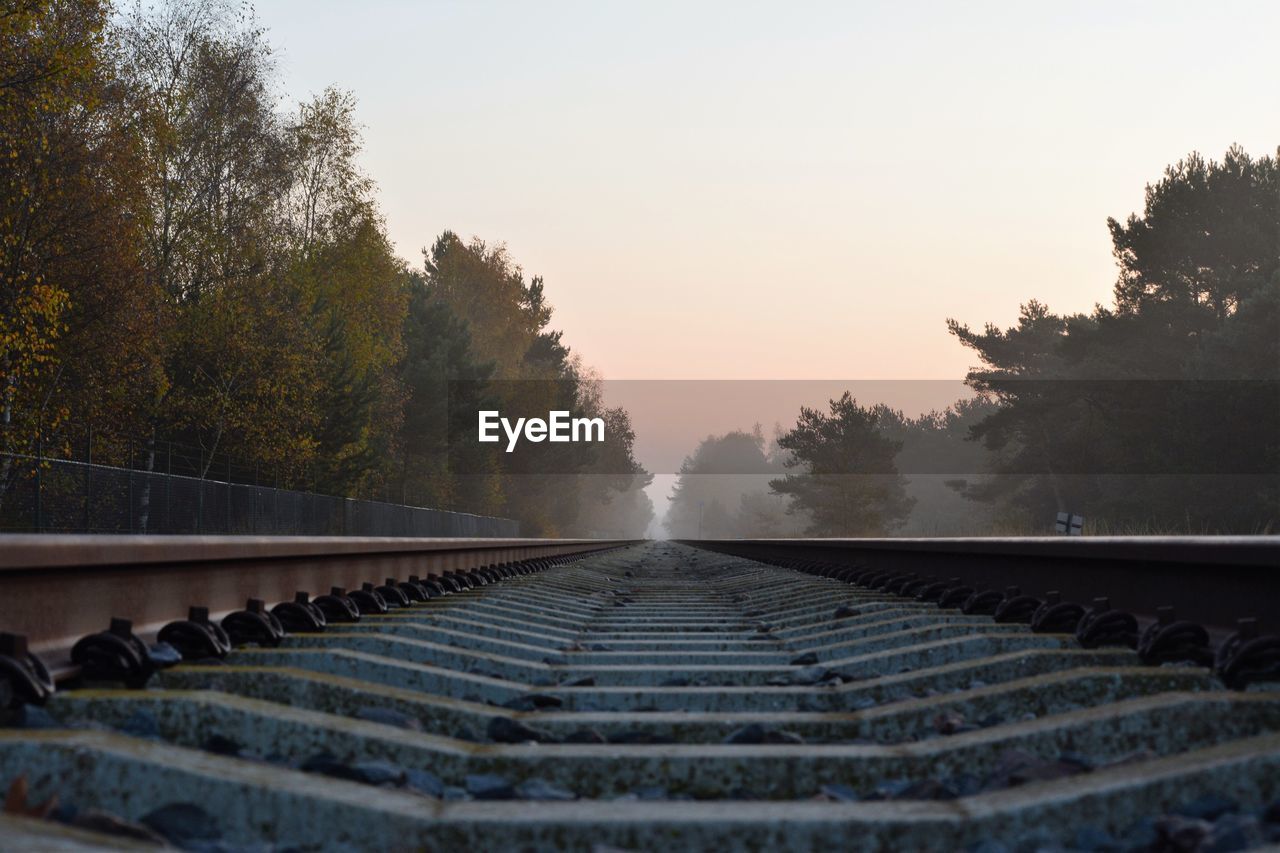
left=680, top=536, right=1280, bottom=632
left=0, top=535, right=637, bottom=662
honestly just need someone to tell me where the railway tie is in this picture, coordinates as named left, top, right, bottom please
left=2, top=541, right=1280, bottom=851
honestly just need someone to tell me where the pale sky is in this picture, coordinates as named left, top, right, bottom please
left=255, top=0, right=1278, bottom=380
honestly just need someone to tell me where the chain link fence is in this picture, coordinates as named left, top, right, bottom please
left=0, top=424, right=518, bottom=537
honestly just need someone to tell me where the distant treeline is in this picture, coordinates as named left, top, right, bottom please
left=0, top=0, right=653, bottom=536
left=666, top=146, right=1279, bottom=537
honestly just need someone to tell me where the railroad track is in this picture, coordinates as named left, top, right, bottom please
left=1, top=537, right=1279, bottom=851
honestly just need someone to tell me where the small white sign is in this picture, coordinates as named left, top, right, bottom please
left=1055, top=512, right=1085, bottom=535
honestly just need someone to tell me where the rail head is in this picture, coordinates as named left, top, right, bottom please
left=0, top=535, right=638, bottom=659
left=0, top=534, right=631, bottom=572
left=679, top=536, right=1280, bottom=566
left=680, top=536, right=1280, bottom=633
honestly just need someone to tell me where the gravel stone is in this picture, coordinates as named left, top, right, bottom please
left=353, top=761, right=408, bottom=786
left=502, top=693, right=563, bottom=711
left=487, top=716, right=554, bottom=744
left=965, top=840, right=1010, bottom=853
left=465, top=773, right=516, bottom=800
left=201, top=734, right=244, bottom=756
left=72, top=811, right=168, bottom=844
left=1205, top=813, right=1259, bottom=852
left=1071, top=825, right=1120, bottom=852
left=146, top=642, right=184, bottom=666
left=894, top=778, right=960, bottom=800
left=563, top=728, right=608, bottom=743
left=818, top=783, right=859, bottom=802
left=981, top=748, right=1089, bottom=790
left=721, top=724, right=805, bottom=744
left=931, top=711, right=966, bottom=735
left=723, top=724, right=767, bottom=744
left=514, top=777, right=576, bottom=801
left=862, top=779, right=912, bottom=800
left=12, top=704, right=60, bottom=729
left=1178, top=793, right=1240, bottom=821
left=1154, top=815, right=1213, bottom=851
left=140, top=802, right=222, bottom=845
left=405, top=769, right=445, bottom=797
left=300, top=753, right=405, bottom=786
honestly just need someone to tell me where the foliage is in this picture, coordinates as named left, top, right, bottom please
left=414, top=235, right=652, bottom=535
left=1, top=0, right=164, bottom=493
left=948, top=146, right=1279, bottom=532
left=6, top=1, right=1274, bottom=537
left=0, top=0, right=649, bottom=535
left=769, top=393, right=915, bottom=536
left=399, top=270, right=502, bottom=515
left=664, top=426, right=803, bottom=539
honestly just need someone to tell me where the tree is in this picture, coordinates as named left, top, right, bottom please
left=948, top=146, right=1279, bottom=532
left=665, top=427, right=792, bottom=538
left=117, top=0, right=284, bottom=305
left=116, top=0, right=323, bottom=479
left=399, top=270, right=502, bottom=514
left=1, top=0, right=651, bottom=537
left=1, top=0, right=166, bottom=510
left=284, top=89, right=406, bottom=496
left=1109, top=146, right=1277, bottom=323
left=736, top=491, right=791, bottom=538
left=424, top=232, right=547, bottom=379
left=113, top=3, right=410, bottom=492
left=2, top=0, right=108, bottom=409
left=415, top=231, right=650, bottom=535
left=770, top=393, right=914, bottom=536
left=945, top=302, right=1091, bottom=520
left=874, top=397, right=1000, bottom=535
left=571, top=402, right=655, bottom=537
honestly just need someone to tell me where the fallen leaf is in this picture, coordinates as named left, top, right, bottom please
left=4, top=775, right=58, bottom=819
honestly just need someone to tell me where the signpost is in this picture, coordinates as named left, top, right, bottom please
left=1055, top=512, right=1085, bottom=535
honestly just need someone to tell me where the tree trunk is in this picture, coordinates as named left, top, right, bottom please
left=137, top=430, right=156, bottom=534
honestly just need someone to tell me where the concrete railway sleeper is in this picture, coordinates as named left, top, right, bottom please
left=0, top=540, right=1278, bottom=851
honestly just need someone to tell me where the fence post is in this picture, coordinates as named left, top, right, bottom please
left=165, top=441, right=172, bottom=534
left=195, top=447, right=203, bottom=534
left=127, top=439, right=134, bottom=534
left=34, top=426, right=42, bottom=533
left=83, top=425, right=92, bottom=533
